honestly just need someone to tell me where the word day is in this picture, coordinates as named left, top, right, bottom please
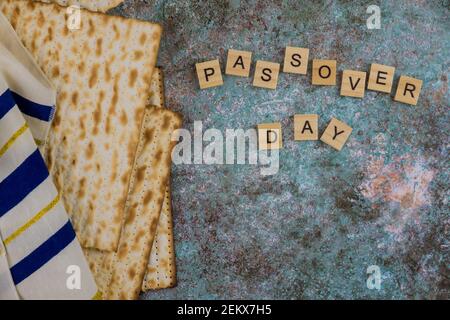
left=169, top=114, right=352, bottom=178
left=196, top=47, right=423, bottom=106
left=258, top=115, right=352, bottom=151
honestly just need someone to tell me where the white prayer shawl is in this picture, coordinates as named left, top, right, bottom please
left=0, top=12, right=99, bottom=300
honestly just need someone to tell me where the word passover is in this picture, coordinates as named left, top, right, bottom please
left=195, top=47, right=423, bottom=151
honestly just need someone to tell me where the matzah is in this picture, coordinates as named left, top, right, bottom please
left=34, top=0, right=124, bottom=12
left=0, top=0, right=162, bottom=251
left=142, top=184, right=177, bottom=290
left=85, top=107, right=182, bottom=299
left=142, top=67, right=177, bottom=291
left=146, top=67, right=165, bottom=107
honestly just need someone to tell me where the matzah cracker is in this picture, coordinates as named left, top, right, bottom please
left=142, top=67, right=177, bottom=291
left=34, top=0, right=123, bottom=12
left=0, top=0, right=162, bottom=251
left=142, top=184, right=177, bottom=290
left=146, top=67, right=165, bottom=107
left=85, top=107, right=182, bottom=299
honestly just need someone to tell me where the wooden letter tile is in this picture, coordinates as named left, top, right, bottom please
left=283, top=46, right=309, bottom=74
left=225, top=49, right=252, bottom=77
left=258, top=123, right=283, bottom=150
left=253, top=60, right=280, bottom=90
left=340, top=70, right=367, bottom=98
left=367, top=63, right=395, bottom=93
left=294, top=114, right=318, bottom=141
left=320, top=118, right=353, bottom=151
left=312, top=59, right=337, bottom=86
left=394, top=75, right=423, bottom=106
left=195, top=59, right=223, bottom=89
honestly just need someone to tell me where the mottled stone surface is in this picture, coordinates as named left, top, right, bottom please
left=111, top=0, right=449, bottom=299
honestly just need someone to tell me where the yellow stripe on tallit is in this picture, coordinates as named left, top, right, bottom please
left=0, top=122, right=28, bottom=157
left=4, top=194, right=60, bottom=246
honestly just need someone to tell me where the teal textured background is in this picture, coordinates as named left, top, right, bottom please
left=111, top=0, right=449, bottom=299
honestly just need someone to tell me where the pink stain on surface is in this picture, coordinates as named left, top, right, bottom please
left=360, top=155, right=436, bottom=237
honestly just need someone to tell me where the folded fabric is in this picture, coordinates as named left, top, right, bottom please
left=0, top=78, right=99, bottom=300
left=0, top=13, right=56, bottom=148
left=0, top=12, right=98, bottom=299
left=0, top=232, right=18, bottom=299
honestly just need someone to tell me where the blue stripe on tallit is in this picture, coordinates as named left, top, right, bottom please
left=11, top=91, right=54, bottom=122
left=10, top=220, right=76, bottom=285
left=0, top=149, right=49, bottom=218
left=0, top=88, right=16, bottom=119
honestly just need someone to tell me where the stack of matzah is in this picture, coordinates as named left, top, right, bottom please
left=143, top=68, right=178, bottom=291
left=1, top=0, right=180, bottom=299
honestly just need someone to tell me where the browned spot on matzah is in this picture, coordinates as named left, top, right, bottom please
left=136, top=166, right=146, bottom=183
left=162, top=115, right=171, bottom=130
left=144, top=128, right=155, bottom=145
left=150, top=217, right=158, bottom=234
left=96, top=38, right=103, bottom=57
left=139, top=33, right=147, bottom=45
left=71, top=92, right=78, bottom=106
left=128, top=267, right=136, bottom=279
left=120, top=110, right=128, bottom=125
left=86, top=141, right=95, bottom=159
left=104, top=64, right=111, bottom=82
left=154, top=149, right=163, bottom=163
left=133, top=50, right=143, bottom=60
left=124, top=205, right=136, bottom=225
left=129, top=69, right=138, bottom=88
left=110, top=150, right=118, bottom=181
left=135, top=229, right=145, bottom=243
left=88, top=18, right=95, bottom=36
left=113, top=24, right=120, bottom=39
left=117, top=243, right=128, bottom=259
left=51, top=66, right=59, bottom=78
left=52, top=110, right=61, bottom=127
left=93, top=91, right=105, bottom=135
left=79, top=61, right=86, bottom=73
left=120, top=170, right=129, bottom=185
left=105, top=75, right=120, bottom=133
left=89, top=64, right=99, bottom=88
left=78, top=178, right=86, bottom=199
left=37, top=10, right=44, bottom=27
left=143, top=190, right=153, bottom=205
